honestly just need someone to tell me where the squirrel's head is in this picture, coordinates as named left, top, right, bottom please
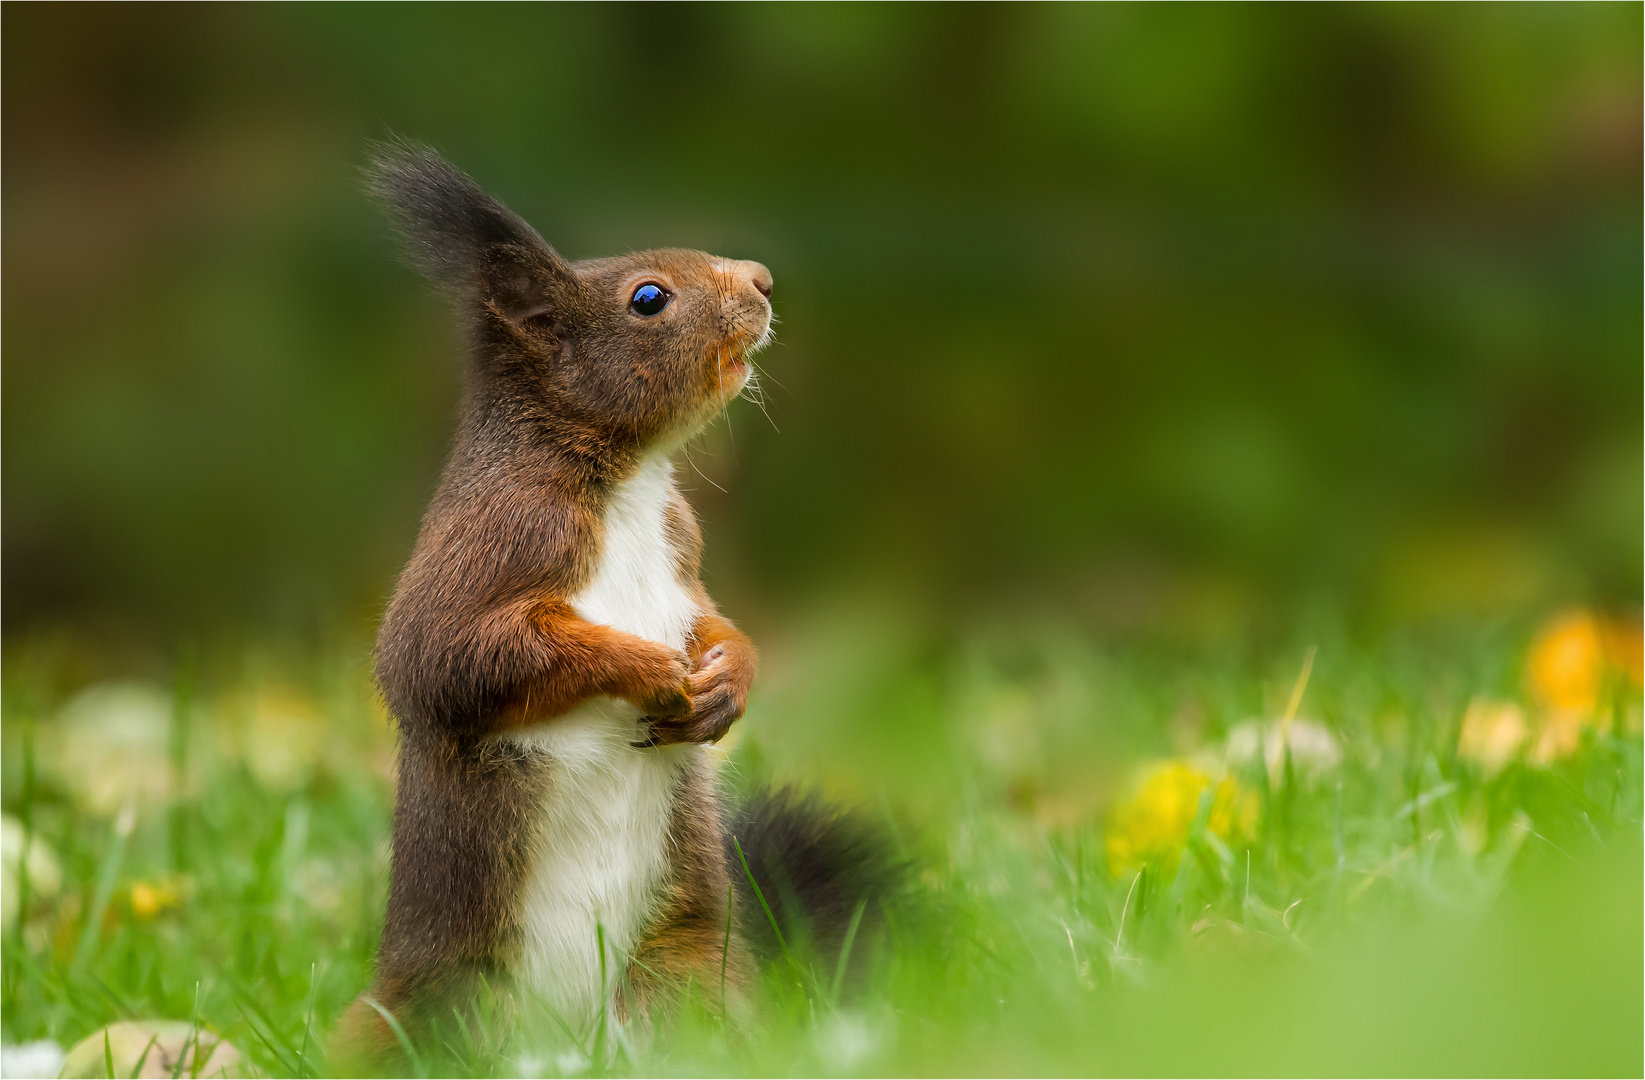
left=366, top=140, right=772, bottom=456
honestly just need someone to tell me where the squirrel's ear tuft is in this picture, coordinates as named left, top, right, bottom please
left=363, top=136, right=573, bottom=320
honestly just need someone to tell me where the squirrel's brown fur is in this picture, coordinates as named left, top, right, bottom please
left=332, top=140, right=771, bottom=1070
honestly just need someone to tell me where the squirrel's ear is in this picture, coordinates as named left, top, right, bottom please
left=478, top=243, right=565, bottom=326
left=363, top=136, right=575, bottom=321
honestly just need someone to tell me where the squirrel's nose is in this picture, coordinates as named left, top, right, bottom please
left=742, top=261, right=773, bottom=300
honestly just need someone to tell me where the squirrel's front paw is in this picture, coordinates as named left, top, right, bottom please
left=626, top=647, right=693, bottom=718
left=634, top=644, right=751, bottom=747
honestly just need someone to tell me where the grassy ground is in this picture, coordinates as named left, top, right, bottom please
left=2, top=607, right=1640, bottom=1077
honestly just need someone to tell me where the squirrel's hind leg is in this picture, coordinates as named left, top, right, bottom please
left=624, top=757, right=754, bottom=1025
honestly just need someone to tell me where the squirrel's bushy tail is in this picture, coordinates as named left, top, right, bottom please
left=726, top=788, right=900, bottom=967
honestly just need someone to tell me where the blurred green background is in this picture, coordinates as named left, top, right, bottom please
left=2, top=8, right=1641, bottom=1077
left=4, top=3, right=1639, bottom=653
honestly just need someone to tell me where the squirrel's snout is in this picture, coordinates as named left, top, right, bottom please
left=707, top=257, right=774, bottom=362
left=714, top=258, right=773, bottom=303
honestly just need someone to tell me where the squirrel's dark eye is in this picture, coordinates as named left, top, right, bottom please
left=629, top=283, right=670, bottom=317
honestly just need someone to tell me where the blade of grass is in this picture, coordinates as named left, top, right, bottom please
left=73, top=798, right=138, bottom=972
left=1276, top=646, right=1317, bottom=780
left=1113, top=869, right=1141, bottom=959
left=592, top=920, right=608, bottom=1064
left=236, top=1001, right=299, bottom=1077
left=720, top=881, right=733, bottom=1018
left=129, top=1033, right=159, bottom=1079
left=190, top=1034, right=227, bottom=1080
left=170, top=984, right=201, bottom=1080
left=12, top=717, right=37, bottom=943
left=168, top=647, right=195, bottom=873
left=1166, top=788, right=1218, bottom=908
left=829, top=898, right=868, bottom=1005
left=534, top=999, right=592, bottom=1063
left=241, top=1022, right=294, bottom=1078
left=296, top=962, right=318, bottom=1079
left=732, top=836, right=800, bottom=980
left=363, top=997, right=425, bottom=1078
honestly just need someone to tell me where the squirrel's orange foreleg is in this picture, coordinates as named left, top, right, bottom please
left=639, top=611, right=758, bottom=746
left=490, top=599, right=694, bottom=733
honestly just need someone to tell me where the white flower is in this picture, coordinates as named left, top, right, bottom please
left=1, top=1039, right=64, bottom=1079
left=58, top=1021, right=240, bottom=1079
left=1225, top=718, right=1342, bottom=785
left=50, top=681, right=174, bottom=815
left=1456, top=699, right=1529, bottom=776
left=1, top=815, right=62, bottom=927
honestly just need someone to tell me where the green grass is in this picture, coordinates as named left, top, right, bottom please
left=3, top=611, right=1640, bottom=1077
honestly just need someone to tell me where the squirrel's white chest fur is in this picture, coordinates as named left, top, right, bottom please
left=506, top=456, right=701, bottom=1027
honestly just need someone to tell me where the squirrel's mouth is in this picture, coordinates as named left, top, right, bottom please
left=715, top=346, right=754, bottom=391
left=714, top=316, right=771, bottom=388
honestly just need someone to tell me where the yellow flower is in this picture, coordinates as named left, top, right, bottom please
left=236, top=687, right=327, bottom=791
left=1104, top=761, right=1257, bottom=876
left=1524, top=608, right=1644, bottom=762
left=1527, top=610, right=1605, bottom=716
left=127, top=879, right=183, bottom=921
left=1456, top=699, right=1528, bottom=776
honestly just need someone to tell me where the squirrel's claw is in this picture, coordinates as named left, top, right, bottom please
left=634, top=692, right=744, bottom=748
left=633, top=641, right=751, bottom=748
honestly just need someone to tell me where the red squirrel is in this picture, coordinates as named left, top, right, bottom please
left=334, top=140, right=883, bottom=1066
